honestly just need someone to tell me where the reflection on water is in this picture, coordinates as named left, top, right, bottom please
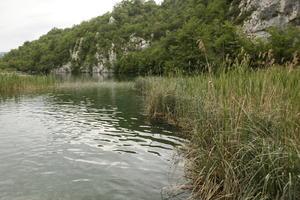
left=0, top=78, right=186, bottom=200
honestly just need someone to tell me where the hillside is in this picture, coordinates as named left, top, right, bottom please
left=1, top=0, right=300, bottom=74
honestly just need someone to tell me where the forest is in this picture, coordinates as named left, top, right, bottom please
left=0, top=0, right=299, bottom=74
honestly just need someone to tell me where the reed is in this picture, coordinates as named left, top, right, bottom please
left=0, top=73, right=56, bottom=94
left=136, top=66, right=300, bottom=199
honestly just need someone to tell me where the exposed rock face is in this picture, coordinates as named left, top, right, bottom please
left=52, top=30, right=151, bottom=74
left=50, top=13, right=153, bottom=74
left=51, top=62, right=72, bottom=74
left=240, top=0, right=300, bottom=37
left=70, top=38, right=84, bottom=60
left=109, top=16, right=116, bottom=24
left=108, top=43, right=117, bottom=62
left=52, top=37, right=114, bottom=74
left=129, top=34, right=151, bottom=50
left=92, top=52, right=107, bottom=73
left=92, top=47, right=113, bottom=74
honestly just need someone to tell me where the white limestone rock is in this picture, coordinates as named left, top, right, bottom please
left=51, top=62, right=72, bottom=73
left=240, top=0, right=300, bottom=37
left=92, top=52, right=107, bottom=73
left=70, top=38, right=84, bottom=60
left=108, top=43, right=117, bottom=63
left=129, top=34, right=151, bottom=49
left=109, top=16, right=116, bottom=24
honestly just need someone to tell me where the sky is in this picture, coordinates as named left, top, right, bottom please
left=0, top=0, right=161, bottom=52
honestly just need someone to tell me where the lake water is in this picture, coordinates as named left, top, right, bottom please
left=0, top=76, right=186, bottom=200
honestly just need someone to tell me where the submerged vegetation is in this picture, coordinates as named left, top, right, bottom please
left=0, top=73, right=56, bottom=94
left=136, top=66, right=300, bottom=199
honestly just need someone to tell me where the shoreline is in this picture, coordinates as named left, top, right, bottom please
left=136, top=67, right=300, bottom=199
left=0, top=72, right=56, bottom=94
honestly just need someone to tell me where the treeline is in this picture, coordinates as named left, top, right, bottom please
left=0, top=0, right=299, bottom=74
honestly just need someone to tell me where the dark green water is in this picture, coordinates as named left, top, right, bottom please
left=0, top=77, right=186, bottom=200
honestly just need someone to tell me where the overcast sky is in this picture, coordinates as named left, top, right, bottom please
left=0, top=0, right=161, bottom=52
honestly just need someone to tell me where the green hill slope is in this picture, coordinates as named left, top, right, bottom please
left=1, top=0, right=299, bottom=74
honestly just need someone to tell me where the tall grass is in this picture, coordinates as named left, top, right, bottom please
left=136, top=67, right=300, bottom=199
left=0, top=73, right=56, bottom=94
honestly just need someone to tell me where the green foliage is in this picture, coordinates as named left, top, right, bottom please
left=267, top=26, right=300, bottom=63
left=0, top=0, right=299, bottom=74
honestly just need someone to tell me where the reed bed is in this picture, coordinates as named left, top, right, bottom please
left=136, top=67, right=300, bottom=199
left=0, top=73, right=56, bottom=94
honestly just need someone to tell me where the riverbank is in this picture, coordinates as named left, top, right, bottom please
left=135, top=67, right=300, bottom=199
left=0, top=73, right=56, bottom=94
left=0, top=75, right=185, bottom=200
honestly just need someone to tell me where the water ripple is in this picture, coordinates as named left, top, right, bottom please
left=0, top=84, right=186, bottom=200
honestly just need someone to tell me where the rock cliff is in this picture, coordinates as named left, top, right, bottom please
left=240, top=0, right=300, bottom=37
left=53, top=19, right=151, bottom=74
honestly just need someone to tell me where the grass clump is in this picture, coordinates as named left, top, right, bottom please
left=136, top=67, right=300, bottom=199
left=0, top=73, right=56, bottom=94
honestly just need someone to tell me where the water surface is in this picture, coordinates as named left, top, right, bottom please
left=0, top=77, right=185, bottom=200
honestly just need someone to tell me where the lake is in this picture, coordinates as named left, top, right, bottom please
left=0, top=75, right=186, bottom=200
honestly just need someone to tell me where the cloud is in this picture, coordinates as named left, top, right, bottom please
left=0, top=0, right=122, bottom=52
left=0, top=0, right=163, bottom=52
